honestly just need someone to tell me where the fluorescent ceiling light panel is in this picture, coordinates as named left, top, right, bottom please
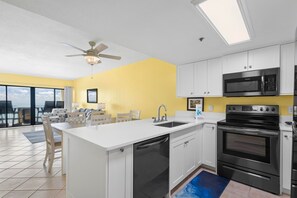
left=192, top=0, right=251, bottom=45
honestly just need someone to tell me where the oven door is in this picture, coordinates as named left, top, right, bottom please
left=217, top=125, right=280, bottom=176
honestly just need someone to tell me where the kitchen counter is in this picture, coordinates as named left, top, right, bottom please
left=64, top=116, right=223, bottom=151
left=280, top=123, right=293, bottom=132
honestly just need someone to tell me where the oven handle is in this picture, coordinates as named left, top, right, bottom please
left=261, top=75, right=265, bottom=93
left=218, top=126, right=279, bottom=137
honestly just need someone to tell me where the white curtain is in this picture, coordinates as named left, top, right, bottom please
left=64, top=86, right=73, bottom=112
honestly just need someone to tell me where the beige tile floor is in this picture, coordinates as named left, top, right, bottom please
left=0, top=126, right=65, bottom=198
left=0, top=125, right=291, bottom=198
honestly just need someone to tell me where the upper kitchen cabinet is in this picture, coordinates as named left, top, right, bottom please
left=194, top=58, right=222, bottom=97
left=207, top=58, right=223, bottom=97
left=248, top=45, right=280, bottom=71
left=223, top=51, right=248, bottom=74
left=177, top=58, right=223, bottom=97
left=176, top=63, right=194, bottom=97
left=222, top=45, right=280, bottom=74
left=280, top=43, right=295, bottom=95
left=193, top=61, right=207, bottom=96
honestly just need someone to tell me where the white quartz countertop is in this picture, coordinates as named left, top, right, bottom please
left=63, top=116, right=223, bottom=151
left=280, top=123, right=293, bottom=132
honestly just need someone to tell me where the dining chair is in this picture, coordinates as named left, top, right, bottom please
left=42, top=116, right=62, bottom=173
left=116, top=113, right=132, bottom=122
left=67, top=112, right=86, bottom=124
left=91, top=112, right=112, bottom=125
left=130, top=110, right=141, bottom=120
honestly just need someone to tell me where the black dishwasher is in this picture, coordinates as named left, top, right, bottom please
left=133, top=134, right=169, bottom=198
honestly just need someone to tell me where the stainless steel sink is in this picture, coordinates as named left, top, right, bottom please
left=155, top=121, right=188, bottom=128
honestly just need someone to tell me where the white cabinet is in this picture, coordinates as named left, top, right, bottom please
left=170, top=127, right=197, bottom=189
left=108, top=146, right=133, bottom=198
left=222, top=45, right=280, bottom=74
left=280, top=43, right=295, bottom=95
left=223, top=51, right=248, bottom=74
left=196, top=125, right=203, bottom=166
left=194, top=61, right=207, bottom=96
left=207, top=58, right=223, bottom=96
left=177, top=58, right=222, bottom=97
left=282, top=131, right=292, bottom=192
left=248, top=45, right=280, bottom=71
left=193, top=58, right=223, bottom=97
left=202, top=124, right=216, bottom=168
left=176, top=63, right=194, bottom=97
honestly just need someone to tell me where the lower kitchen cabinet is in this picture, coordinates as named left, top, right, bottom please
left=108, top=146, right=133, bottom=198
left=282, top=131, right=292, bottom=192
left=202, top=124, right=217, bottom=169
left=196, top=124, right=203, bottom=166
left=170, top=127, right=197, bottom=189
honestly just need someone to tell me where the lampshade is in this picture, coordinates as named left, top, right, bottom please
left=97, top=103, right=106, bottom=110
left=85, top=55, right=100, bottom=65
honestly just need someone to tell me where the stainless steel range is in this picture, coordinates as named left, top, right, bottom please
left=217, top=105, right=280, bottom=195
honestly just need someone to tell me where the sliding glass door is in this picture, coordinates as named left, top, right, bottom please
left=7, top=86, right=31, bottom=127
left=0, top=86, right=6, bottom=128
left=0, top=85, right=64, bottom=128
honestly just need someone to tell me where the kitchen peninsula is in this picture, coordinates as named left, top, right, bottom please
left=63, top=113, right=223, bottom=198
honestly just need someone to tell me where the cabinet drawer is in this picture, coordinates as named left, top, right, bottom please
left=170, top=125, right=198, bottom=143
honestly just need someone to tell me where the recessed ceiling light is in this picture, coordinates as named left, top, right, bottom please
left=192, top=0, right=252, bottom=45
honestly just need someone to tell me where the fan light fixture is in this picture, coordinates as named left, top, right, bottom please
left=191, top=0, right=251, bottom=45
left=85, top=55, right=100, bottom=65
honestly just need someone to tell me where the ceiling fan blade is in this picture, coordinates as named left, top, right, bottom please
left=98, top=54, right=121, bottom=60
left=94, top=43, right=108, bottom=54
left=65, top=54, right=85, bottom=57
left=62, top=42, right=87, bottom=53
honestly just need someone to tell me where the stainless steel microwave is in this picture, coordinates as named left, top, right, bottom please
left=223, top=68, right=280, bottom=97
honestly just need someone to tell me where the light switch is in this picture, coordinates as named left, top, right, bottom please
left=288, top=106, right=293, bottom=114
left=208, top=105, right=214, bottom=112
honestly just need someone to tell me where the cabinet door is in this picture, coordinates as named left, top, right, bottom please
left=108, top=146, right=133, bottom=198
left=207, top=58, right=223, bottom=97
left=170, top=140, right=185, bottom=189
left=184, top=136, right=197, bottom=176
left=280, top=43, right=295, bottom=95
left=202, top=124, right=216, bottom=168
left=177, top=63, right=194, bottom=97
left=222, top=51, right=248, bottom=74
left=194, top=61, right=208, bottom=96
left=196, top=125, right=203, bottom=166
left=248, top=45, right=280, bottom=71
left=282, top=132, right=292, bottom=191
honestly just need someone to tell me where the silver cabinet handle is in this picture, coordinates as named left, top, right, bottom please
left=207, top=91, right=210, bottom=94
left=249, top=65, right=252, bottom=69
left=204, top=91, right=206, bottom=94
left=190, top=92, right=193, bottom=95
left=212, top=126, right=215, bottom=130
left=244, top=66, right=247, bottom=69
left=120, top=148, right=124, bottom=152
left=184, top=141, right=189, bottom=144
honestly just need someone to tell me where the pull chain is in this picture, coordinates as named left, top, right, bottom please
left=91, top=65, right=94, bottom=79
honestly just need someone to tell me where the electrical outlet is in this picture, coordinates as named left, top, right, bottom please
left=208, top=105, right=214, bottom=112
left=288, top=106, right=293, bottom=114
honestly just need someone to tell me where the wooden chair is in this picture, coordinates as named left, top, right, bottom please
left=130, top=110, right=141, bottom=120
left=91, top=112, right=112, bottom=125
left=42, top=116, right=62, bottom=173
left=67, top=112, right=86, bottom=124
left=116, top=113, right=132, bottom=123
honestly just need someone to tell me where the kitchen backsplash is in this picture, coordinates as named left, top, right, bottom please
left=204, top=95, right=293, bottom=116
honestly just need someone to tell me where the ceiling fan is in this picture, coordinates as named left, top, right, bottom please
left=64, top=41, right=121, bottom=65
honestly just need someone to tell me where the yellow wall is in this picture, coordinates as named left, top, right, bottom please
left=205, top=96, right=293, bottom=115
left=0, top=73, right=73, bottom=88
left=74, top=58, right=186, bottom=118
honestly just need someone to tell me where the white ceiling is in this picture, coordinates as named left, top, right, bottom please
left=1, top=0, right=297, bottom=79
left=0, top=1, right=149, bottom=80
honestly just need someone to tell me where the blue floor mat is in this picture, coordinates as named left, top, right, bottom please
left=23, top=130, right=61, bottom=144
left=174, top=171, right=229, bottom=198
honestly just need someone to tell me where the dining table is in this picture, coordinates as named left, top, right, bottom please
left=51, top=122, right=86, bottom=174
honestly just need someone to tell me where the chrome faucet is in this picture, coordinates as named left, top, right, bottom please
left=152, top=104, right=167, bottom=123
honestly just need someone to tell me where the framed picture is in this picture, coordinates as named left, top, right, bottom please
left=87, top=89, right=98, bottom=103
left=187, top=97, right=204, bottom=111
